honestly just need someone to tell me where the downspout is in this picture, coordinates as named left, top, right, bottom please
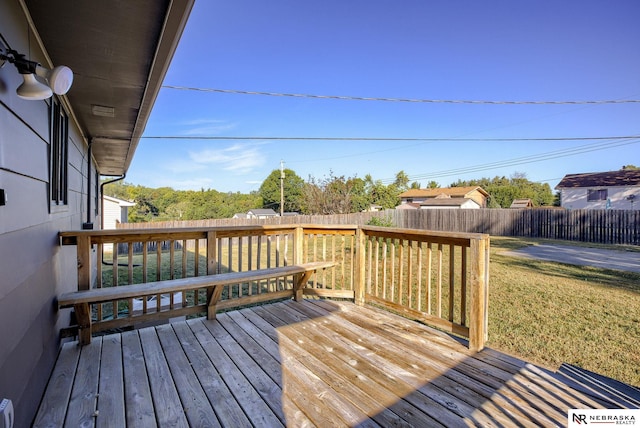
left=83, top=141, right=93, bottom=229
left=99, top=174, right=132, bottom=267
left=100, top=174, right=126, bottom=230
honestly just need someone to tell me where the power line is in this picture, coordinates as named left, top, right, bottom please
left=140, top=134, right=640, bottom=142
left=161, top=85, right=640, bottom=105
left=378, top=139, right=640, bottom=184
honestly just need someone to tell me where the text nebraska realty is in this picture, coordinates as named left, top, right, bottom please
left=576, top=414, right=636, bottom=425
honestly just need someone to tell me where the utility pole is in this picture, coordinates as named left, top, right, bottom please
left=280, top=160, right=285, bottom=216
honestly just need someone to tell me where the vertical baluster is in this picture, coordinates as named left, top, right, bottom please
left=156, top=241, right=162, bottom=311
left=373, top=237, right=379, bottom=297
left=267, top=235, right=272, bottom=291
left=96, top=243, right=103, bottom=321
left=182, top=239, right=188, bottom=306
left=182, top=239, right=187, bottom=278
left=425, top=243, right=432, bottom=315
left=194, top=239, right=200, bottom=277
left=257, top=235, right=262, bottom=293
left=437, top=243, right=443, bottom=318
left=407, top=240, right=413, bottom=309
left=398, top=240, right=404, bottom=305
left=169, top=240, right=175, bottom=280
left=449, top=244, right=455, bottom=323
left=390, top=241, right=396, bottom=303
left=238, top=236, right=244, bottom=296
left=128, top=243, right=134, bottom=316
left=349, top=234, right=355, bottom=289
left=461, top=246, right=468, bottom=326
left=112, top=245, right=119, bottom=319
left=366, top=238, right=373, bottom=295
left=416, top=242, right=423, bottom=312
left=382, top=240, right=388, bottom=300
left=142, top=242, right=148, bottom=313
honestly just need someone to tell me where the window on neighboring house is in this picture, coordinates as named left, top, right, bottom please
left=587, top=189, right=607, bottom=202
left=50, top=97, right=68, bottom=206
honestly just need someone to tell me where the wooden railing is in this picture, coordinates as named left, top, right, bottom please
left=60, top=224, right=489, bottom=350
left=356, top=226, right=490, bottom=352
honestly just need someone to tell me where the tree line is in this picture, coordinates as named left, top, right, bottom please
left=104, top=170, right=556, bottom=222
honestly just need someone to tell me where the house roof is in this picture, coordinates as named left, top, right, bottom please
left=510, top=198, right=533, bottom=208
left=420, top=198, right=479, bottom=207
left=248, top=209, right=279, bottom=216
left=556, top=170, right=640, bottom=189
left=23, top=0, right=194, bottom=176
left=396, top=202, right=421, bottom=210
left=399, top=186, right=489, bottom=198
left=103, top=195, right=135, bottom=207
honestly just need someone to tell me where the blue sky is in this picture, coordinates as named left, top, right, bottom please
left=130, top=0, right=640, bottom=193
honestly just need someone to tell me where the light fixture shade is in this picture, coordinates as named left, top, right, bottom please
left=16, top=73, right=53, bottom=100
left=37, top=65, right=73, bottom=95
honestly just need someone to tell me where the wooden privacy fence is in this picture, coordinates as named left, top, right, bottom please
left=60, top=224, right=490, bottom=350
left=118, top=208, right=639, bottom=245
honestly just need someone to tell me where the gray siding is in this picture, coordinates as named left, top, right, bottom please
left=0, top=2, right=95, bottom=425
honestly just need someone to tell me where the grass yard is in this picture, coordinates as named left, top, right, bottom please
left=487, top=237, right=640, bottom=387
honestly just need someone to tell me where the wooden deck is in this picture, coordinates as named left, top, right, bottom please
left=34, top=299, right=629, bottom=427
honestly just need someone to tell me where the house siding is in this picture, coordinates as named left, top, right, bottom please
left=561, top=186, right=639, bottom=210
left=0, top=2, right=96, bottom=425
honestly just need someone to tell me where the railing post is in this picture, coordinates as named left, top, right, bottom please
left=469, top=236, right=489, bottom=352
left=354, top=227, right=366, bottom=306
left=293, top=226, right=303, bottom=265
left=77, top=235, right=92, bottom=290
left=206, top=230, right=218, bottom=320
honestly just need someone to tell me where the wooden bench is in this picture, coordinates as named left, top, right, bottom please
left=58, top=261, right=338, bottom=345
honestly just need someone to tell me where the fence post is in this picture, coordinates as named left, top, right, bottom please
left=469, top=235, right=489, bottom=352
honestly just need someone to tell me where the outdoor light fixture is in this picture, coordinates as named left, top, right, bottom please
left=0, top=35, right=73, bottom=100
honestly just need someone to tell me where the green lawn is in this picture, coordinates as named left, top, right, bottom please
left=487, top=237, right=640, bottom=387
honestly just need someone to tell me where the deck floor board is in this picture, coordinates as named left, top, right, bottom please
left=35, top=299, right=628, bottom=427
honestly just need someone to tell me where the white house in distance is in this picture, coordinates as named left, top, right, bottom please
left=556, top=169, right=640, bottom=210
left=397, top=186, right=489, bottom=210
left=102, top=195, right=135, bottom=229
left=247, top=208, right=279, bottom=219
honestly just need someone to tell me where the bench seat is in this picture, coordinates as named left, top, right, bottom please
left=59, top=261, right=337, bottom=344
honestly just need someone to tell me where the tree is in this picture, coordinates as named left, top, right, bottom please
left=259, top=169, right=304, bottom=213
left=622, top=165, right=639, bottom=170
left=302, top=172, right=371, bottom=214
left=451, top=173, right=554, bottom=208
left=393, top=170, right=410, bottom=191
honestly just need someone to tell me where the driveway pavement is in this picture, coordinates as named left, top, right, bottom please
left=502, top=244, right=640, bottom=273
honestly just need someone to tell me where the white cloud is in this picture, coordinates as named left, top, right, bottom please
left=188, top=143, right=266, bottom=174
left=180, top=118, right=237, bottom=136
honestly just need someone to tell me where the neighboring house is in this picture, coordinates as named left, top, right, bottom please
left=395, top=202, right=421, bottom=210
left=510, top=198, right=533, bottom=209
left=232, top=213, right=249, bottom=219
left=363, top=204, right=383, bottom=212
left=398, top=186, right=489, bottom=208
left=419, top=198, right=481, bottom=210
left=556, top=170, right=640, bottom=210
left=102, top=195, right=135, bottom=229
left=247, top=208, right=279, bottom=219
left=0, top=1, right=193, bottom=426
